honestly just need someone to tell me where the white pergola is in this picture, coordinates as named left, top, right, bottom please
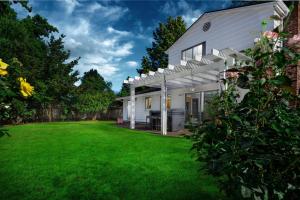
left=123, top=48, right=251, bottom=135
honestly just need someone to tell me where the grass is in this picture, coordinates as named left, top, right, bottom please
left=0, top=121, right=222, bottom=200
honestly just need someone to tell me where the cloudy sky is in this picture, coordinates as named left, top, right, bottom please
left=13, top=0, right=234, bottom=91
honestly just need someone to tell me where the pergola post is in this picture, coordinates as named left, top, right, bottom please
left=161, top=76, right=167, bottom=135
left=130, top=84, right=135, bottom=129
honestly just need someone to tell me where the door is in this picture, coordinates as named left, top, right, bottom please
left=185, top=93, right=201, bottom=123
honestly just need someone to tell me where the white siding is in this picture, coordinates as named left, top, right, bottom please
left=123, top=100, right=128, bottom=121
left=168, top=3, right=276, bottom=66
left=121, top=2, right=287, bottom=123
left=122, top=82, right=219, bottom=122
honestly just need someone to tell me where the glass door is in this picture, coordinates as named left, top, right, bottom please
left=185, top=90, right=218, bottom=124
left=185, top=93, right=201, bottom=123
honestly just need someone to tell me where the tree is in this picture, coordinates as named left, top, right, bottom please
left=118, top=76, right=130, bottom=97
left=0, top=1, right=79, bottom=122
left=137, top=16, right=186, bottom=74
left=38, top=35, right=79, bottom=121
left=75, top=69, right=115, bottom=120
left=192, top=16, right=300, bottom=199
left=79, top=69, right=112, bottom=93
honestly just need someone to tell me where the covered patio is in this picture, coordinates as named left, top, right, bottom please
left=123, top=48, right=251, bottom=135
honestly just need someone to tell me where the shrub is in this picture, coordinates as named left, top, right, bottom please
left=192, top=20, right=300, bottom=199
left=0, top=58, right=34, bottom=136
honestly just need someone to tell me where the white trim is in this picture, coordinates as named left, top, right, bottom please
left=124, top=48, right=250, bottom=89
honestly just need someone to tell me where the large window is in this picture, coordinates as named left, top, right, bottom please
left=185, top=90, right=218, bottom=123
left=145, top=97, right=152, bottom=109
left=182, top=42, right=205, bottom=61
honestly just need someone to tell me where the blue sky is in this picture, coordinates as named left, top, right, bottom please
left=13, top=0, right=234, bottom=91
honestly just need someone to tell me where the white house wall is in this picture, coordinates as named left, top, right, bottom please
left=122, top=82, right=220, bottom=123
left=123, top=100, right=128, bottom=121
left=168, top=3, right=276, bottom=66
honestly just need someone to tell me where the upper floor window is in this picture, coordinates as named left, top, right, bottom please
left=182, top=42, right=205, bottom=61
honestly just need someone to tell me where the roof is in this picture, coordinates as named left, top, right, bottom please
left=165, top=1, right=289, bottom=54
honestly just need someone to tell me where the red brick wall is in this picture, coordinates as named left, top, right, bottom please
left=285, top=2, right=300, bottom=95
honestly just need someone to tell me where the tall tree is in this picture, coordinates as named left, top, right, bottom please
left=137, top=16, right=186, bottom=74
left=75, top=69, right=115, bottom=120
left=118, top=76, right=130, bottom=97
left=0, top=1, right=79, bottom=122
left=39, top=35, right=79, bottom=121
left=79, top=69, right=112, bottom=93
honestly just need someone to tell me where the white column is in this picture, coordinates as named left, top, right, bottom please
left=200, top=91, right=204, bottom=122
left=130, top=84, right=135, bottom=129
left=161, top=76, right=167, bottom=135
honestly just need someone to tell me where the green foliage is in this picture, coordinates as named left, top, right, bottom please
left=118, top=76, right=130, bottom=97
left=79, top=69, right=111, bottom=93
left=192, top=23, right=300, bottom=199
left=0, top=1, right=79, bottom=122
left=137, top=16, right=186, bottom=74
left=75, top=92, right=114, bottom=118
left=75, top=69, right=115, bottom=120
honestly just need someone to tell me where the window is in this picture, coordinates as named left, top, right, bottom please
left=145, top=97, right=152, bottom=109
left=182, top=42, right=205, bottom=61
left=167, top=95, right=171, bottom=109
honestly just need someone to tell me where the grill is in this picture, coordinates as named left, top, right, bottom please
left=149, top=109, right=185, bottom=132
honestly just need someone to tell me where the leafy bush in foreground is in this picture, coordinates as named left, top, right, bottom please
left=192, top=20, right=300, bottom=199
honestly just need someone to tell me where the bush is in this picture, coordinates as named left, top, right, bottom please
left=192, top=21, right=300, bottom=199
left=0, top=58, right=34, bottom=136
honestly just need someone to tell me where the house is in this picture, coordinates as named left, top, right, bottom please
left=118, top=1, right=293, bottom=135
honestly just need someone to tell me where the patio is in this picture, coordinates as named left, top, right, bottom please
left=123, top=48, right=251, bottom=135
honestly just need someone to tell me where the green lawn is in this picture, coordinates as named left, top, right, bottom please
left=0, top=121, right=222, bottom=200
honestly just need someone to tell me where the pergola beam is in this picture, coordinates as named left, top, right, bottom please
left=185, top=75, right=209, bottom=83
left=168, top=80, right=193, bottom=87
left=193, top=72, right=218, bottom=81
left=133, top=60, right=225, bottom=87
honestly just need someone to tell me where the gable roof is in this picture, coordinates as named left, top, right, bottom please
left=165, top=1, right=289, bottom=54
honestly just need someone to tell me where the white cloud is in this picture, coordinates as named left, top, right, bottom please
left=182, top=12, right=201, bottom=26
left=22, top=1, right=140, bottom=91
left=65, top=18, right=90, bottom=36
left=65, top=38, right=82, bottom=48
left=95, top=64, right=119, bottom=77
left=102, top=6, right=129, bottom=21
left=107, top=26, right=131, bottom=36
left=106, top=42, right=133, bottom=57
left=161, top=0, right=203, bottom=27
left=87, top=2, right=102, bottom=13
left=97, top=38, right=118, bottom=48
left=162, top=1, right=177, bottom=16
left=63, top=0, right=80, bottom=14
left=126, top=61, right=138, bottom=68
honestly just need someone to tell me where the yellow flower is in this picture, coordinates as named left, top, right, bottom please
left=18, top=77, right=34, bottom=97
left=0, top=59, right=9, bottom=76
